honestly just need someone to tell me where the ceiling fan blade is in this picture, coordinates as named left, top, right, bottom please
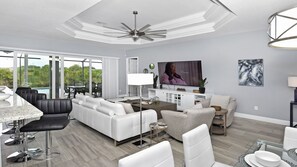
left=145, top=34, right=166, bottom=38
left=138, top=24, right=151, bottom=32
left=121, top=23, right=133, bottom=31
left=118, top=34, right=132, bottom=38
left=104, top=31, right=128, bottom=34
left=145, top=30, right=167, bottom=34
left=140, top=35, right=154, bottom=41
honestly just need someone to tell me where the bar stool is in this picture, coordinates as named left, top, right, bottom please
left=7, top=99, right=72, bottom=162
left=3, top=87, right=39, bottom=146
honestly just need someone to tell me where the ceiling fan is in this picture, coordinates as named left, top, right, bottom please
left=106, top=11, right=167, bottom=42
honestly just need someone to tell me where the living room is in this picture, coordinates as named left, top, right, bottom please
left=0, top=0, right=297, bottom=167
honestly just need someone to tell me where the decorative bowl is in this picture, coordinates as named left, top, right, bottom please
left=0, top=93, right=11, bottom=101
left=255, top=151, right=281, bottom=167
left=0, top=86, right=6, bottom=91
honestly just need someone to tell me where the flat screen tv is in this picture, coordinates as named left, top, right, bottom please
left=158, top=60, right=202, bottom=87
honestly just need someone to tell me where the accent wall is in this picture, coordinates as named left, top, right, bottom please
left=126, top=30, right=297, bottom=123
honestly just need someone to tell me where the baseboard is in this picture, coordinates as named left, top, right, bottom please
left=234, top=112, right=297, bottom=126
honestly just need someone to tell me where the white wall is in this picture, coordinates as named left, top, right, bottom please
left=126, top=30, right=297, bottom=122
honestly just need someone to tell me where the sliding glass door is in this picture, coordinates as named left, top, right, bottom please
left=17, top=53, right=61, bottom=99
left=63, top=57, right=102, bottom=97
left=1, top=51, right=102, bottom=99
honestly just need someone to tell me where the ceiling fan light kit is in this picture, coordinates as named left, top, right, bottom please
left=268, top=6, right=297, bottom=49
left=111, top=11, right=167, bottom=42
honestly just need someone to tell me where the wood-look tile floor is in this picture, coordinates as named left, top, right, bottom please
left=1, top=117, right=285, bottom=167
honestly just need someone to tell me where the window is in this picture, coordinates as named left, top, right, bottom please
left=0, top=51, right=14, bottom=88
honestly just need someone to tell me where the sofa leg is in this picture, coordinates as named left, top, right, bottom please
left=114, top=140, right=118, bottom=146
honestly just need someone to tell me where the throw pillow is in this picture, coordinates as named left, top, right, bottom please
left=210, top=105, right=221, bottom=111
left=210, top=95, right=230, bottom=109
left=117, top=102, right=135, bottom=114
left=101, top=100, right=126, bottom=116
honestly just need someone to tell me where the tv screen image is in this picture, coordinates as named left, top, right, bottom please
left=158, top=60, right=202, bottom=87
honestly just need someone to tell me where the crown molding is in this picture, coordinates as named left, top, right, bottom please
left=58, top=2, right=235, bottom=45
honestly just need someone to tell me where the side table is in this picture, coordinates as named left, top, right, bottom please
left=149, top=122, right=168, bottom=145
left=290, top=101, right=297, bottom=127
left=211, top=109, right=227, bottom=136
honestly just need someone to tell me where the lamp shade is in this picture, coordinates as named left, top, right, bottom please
left=128, top=73, right=153, bottom=86
left=268, top=7, right=297, bottom=49
left=288, top=77, right=297, bottom=87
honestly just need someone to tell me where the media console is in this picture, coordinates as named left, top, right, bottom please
left=148, top=88, right=211, bottom=110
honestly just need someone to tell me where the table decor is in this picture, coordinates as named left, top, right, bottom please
left=255, top=150, right=281, bottom=167
left=0, top=93, right=11, bottom=100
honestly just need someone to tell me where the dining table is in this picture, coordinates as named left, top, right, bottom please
left=235, top=139, right=297, bottom=167
left=67, top=85, right=85, bottom=98
left=0, top=86, right=43, bottom=166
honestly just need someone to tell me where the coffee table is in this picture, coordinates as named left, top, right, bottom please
left=131, top=101, right=177, bottom=119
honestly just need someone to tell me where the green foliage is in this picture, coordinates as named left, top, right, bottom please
left=0, top=64, right=102, bottom=88
left=198, top=77, right=208, bottom=88
left=0, top=68, right=13, bottom=88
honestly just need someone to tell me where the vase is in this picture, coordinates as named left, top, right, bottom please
left=199, top=87, right=205, bottom=94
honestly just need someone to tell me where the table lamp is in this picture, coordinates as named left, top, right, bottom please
left=127, top=73, right=153, bottom=148
left=288, top=77, right=297, bottom=102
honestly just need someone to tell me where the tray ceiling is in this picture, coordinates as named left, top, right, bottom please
left=58, top=0, right=236, bottom=45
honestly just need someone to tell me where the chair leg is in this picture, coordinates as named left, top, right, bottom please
left=6, top=131, right=31, bottom=163
left=45, top=131, right=60, bottom=159
left=4, top=120, right=22, bottom=146
left=45, top=131, right=51, bottom=157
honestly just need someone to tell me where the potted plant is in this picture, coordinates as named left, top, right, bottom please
left=198, top=78, right=208, bottom=94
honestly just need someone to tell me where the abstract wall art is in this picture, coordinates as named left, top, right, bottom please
left=238, top=59, right=264, bottom=86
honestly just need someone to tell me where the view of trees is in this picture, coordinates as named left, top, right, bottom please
left=0, top=68, right=13, bottom=87
left=64, top=64, right=102, bottom=86
left=0, top=64, right=102, bottom=88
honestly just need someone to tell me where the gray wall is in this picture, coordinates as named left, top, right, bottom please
left=126, top=30, right=297, bottom=121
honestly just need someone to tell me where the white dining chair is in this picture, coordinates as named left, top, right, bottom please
left=182, top=124, right=232, bottom=167
left=283, top=127, right=297, bottom=150
left=118, top=141, right=174, bottom=167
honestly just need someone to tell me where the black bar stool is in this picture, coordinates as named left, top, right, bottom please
left=7, top=99, right=72, bottom=162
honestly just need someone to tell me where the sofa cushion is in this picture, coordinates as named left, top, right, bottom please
left=100, top=100, right=126, bottom=116
left=210, top=95, right=230, bottom=109
left=75, top=94, right=89, bottom=101
left=192, top=103, right=203, bottom=109
left=86, top=97, right=104, bottom=106
left=72, top=98, right=83, bottom=105
left=96, top=107, right=115, bottom=116
left=183, top=103, right=203, bottom=114
left=82, top=102, right=97, bottom=110
left=116, top=102, right=135, bottom=114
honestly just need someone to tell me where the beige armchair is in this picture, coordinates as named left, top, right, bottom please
left=161, top=108, right=215, bottom=141
left=200, top=95, right=237, bottom=127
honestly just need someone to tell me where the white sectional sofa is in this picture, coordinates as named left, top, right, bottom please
left=71, top=94, right=157, bottom=145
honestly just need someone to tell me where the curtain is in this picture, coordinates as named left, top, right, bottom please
left=102, top=57, right=119, bottom=99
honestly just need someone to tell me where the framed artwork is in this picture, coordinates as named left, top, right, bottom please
left=238, top=59, right=264, bottom=86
